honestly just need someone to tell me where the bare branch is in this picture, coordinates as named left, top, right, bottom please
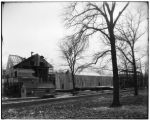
left=84, top=24, right=110, bottom=39
left=92, top=50, right=111, bottom=65
left=116, top=46, right=133, bottom=64
left=89, top=2, right=110, bottom=24
left=60, top=29, right=89, bottom=75
left=105, top=2, right=111, bottom=14
left=111, top=2, right=116, bottom=13
left=114, top=2, right=129, bottom=27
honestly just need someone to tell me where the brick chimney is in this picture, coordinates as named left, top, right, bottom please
left=31, top=51, right=34, bottom=56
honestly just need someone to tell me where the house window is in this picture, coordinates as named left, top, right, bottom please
left=15, top=71, right=17, bottom=77
left=11, top=72, right=13, bottom=77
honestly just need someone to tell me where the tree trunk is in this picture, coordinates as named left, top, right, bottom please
left=71, top=72, right=76, bottom=95
left=124, top=61, right=128, bottom=89
left=109, top=28, right=121, bottom=107
left=125, top=70, right=128, bottom=89
left=132, top=50, right=138, bottom=95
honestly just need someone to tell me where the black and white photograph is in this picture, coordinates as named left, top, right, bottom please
left=1, top=1, right=148, bottom=119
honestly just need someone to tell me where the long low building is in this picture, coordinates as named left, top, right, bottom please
left=55, top=72, right=113, bottom=90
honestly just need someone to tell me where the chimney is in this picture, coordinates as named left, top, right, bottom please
left=31, top=51, right=34, bottom=56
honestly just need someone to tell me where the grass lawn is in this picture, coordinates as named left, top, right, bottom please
left=2, top=89, right=148, bottom=119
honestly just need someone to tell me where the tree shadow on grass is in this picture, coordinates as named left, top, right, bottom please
left=120, top=94, right=148, bottom=106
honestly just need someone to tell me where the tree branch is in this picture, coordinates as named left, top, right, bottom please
left=114, top=2, right=129, bottom=27
left=84, top=24, right=110, bottom=39
left=116, top=46, right=133, bottom=64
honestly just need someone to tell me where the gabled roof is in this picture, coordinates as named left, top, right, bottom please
left=13, top=54, right=53, bottom=68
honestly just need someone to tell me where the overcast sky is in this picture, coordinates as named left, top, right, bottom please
left=2, top=2, right=148, bottom=75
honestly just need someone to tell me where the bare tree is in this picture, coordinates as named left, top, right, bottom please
left=136, top=59, right=144, bottom=87
left=64, top=2, right=129, bottom=106
left=116, top=9, right=146, bottom=95
left=60, top=30, right=88, bottom=95
left=117, top=51, right=134, bottom=89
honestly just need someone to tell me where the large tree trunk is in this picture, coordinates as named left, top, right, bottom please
left=125, top=63, right=128, bottom=89
left=109, top=28, right=121, bottom=107
left=132, top=50, right=138, bottom=95
left=71, top=72, right=76, bottom=95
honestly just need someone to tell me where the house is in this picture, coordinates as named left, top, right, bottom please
left=5, top=53, right=55, bottom=97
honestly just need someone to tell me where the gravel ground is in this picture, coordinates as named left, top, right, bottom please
left=2, top=89, right=148, bottom=119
